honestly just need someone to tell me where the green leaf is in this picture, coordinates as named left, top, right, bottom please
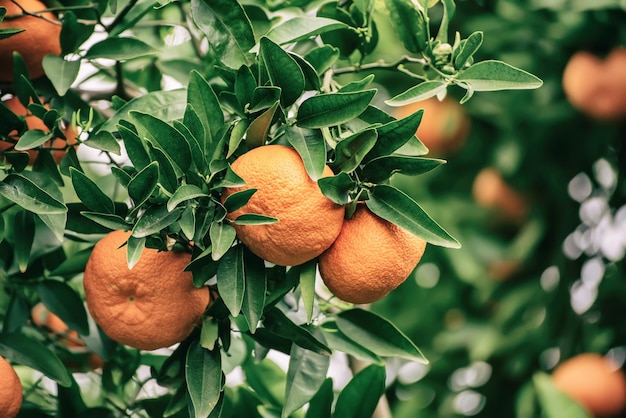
left=384, top=0, right=428, bottom=52
left=187, top=71, right=224, bottom=146
left=298, top=261, right=317, bottom=325
left=14, top=211, right=34, bottom=273
left=84, top=37, right=158, bottom=60
left=222, top=188, right=257, bottom=213
left=361, top=155, right=445, bottom=183
left=454, top=31, right=483, bottom=69
left=264, top=308, right=332, bottom=356
left=435, top=0, right=455, bottom=44
left=98, top=89, right=187, bottom=133
left=246, top=101, right=279, bottom=149
left=127, top=161, right=159, bottom=208
left=335, top=308, right=427, bottom=363
left=83, top=130, right=121, bottom=155
left=260, top=37, right=305, bottom=107
left=365, top=109, right=426, bottom=160
left=456, top=60, right=543, bottom=91
left=186, top=342, right=223, bottom=418
left=284, top=126, right=327, bottom=181
left=232, top=213, right=279, bottom=225
left=191, top=0, right=255, bottom=69
left=0, top=333, right=71, bottom=387
left=242, top=248, right=266, bottom=333
left=0, top=28, right=24, bottom=40
left=209, top=222, right=236, bottom=261
left=0, top=173, right=67, bottom=214
left=533, top=372, right=590, bottom=418
left=227, top=118, right=250, bottom=157
left=60, top=11, right=95, bottom=55
left=14, top=129, right=53, bottom=151
left=181, top=106, right=207, bottom=171
left=42, top=56, right=81, bottom=96
left=283, top=343, right=331, bottom=418
left=132, top=205, right=183, bottom=238
left=38, top=280, right=90, bottom=336
left=37, top=213, right=67, bottom=244
left=235, top=65, right=256, bottom=109
left=305, top=379, right=334, bottom=418
left=332, top=128, right=378, bottom=173
left=318, top=172, right=356, bottom=205
left=297, top=90, right=376, bottom=129
left=167, top=184, right=208, bottom=212
left=70, top=168, right=115, bottom=214
left=126, top=235, right=145, bottom=270
left=367, top=184, right=460, bottom=248
left=304, top=45, right=340, bottom=74
left=119, top=125, right=150, bottom=170
left=250, top=86, right=282, bottom=113
left=322, top=322, right=382, bottom=364
left=338, top=74, right=376, bottom=93
left=333, top=364, right=386, bottom=418
left=81, top=212, right=129, bottom=231
left=49, top=247, right=92, bottom=277
left=131, top=111, right=192, bottom=174
left=265, top=17, right=350, bottom=45
left=217, top=245, right=245, bottom=316
left=385, top=81, right=448, bottom=106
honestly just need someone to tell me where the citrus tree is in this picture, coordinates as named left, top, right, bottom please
left=0, top=0, right=559, bottom=417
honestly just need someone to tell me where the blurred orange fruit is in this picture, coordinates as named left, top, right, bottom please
left=0, top=355, right=22, bottom=418
left=83, top=230, right=211, bottom=351
left=562, top=48, right=626, bottom=120
left=1, top=96, right=77, bottom=165
left=392, top=96, right=470, bottom=155
left=31, top=302, right=84, bottom=348
left=0, top=0, right=61, bottom=82
left=318, top=205, right=427, bottom=304
left=472, top=167, right=528, bottom=223
left=552, top=353, right=626, bottom=417
left=220, top=144, right=345, bottom=266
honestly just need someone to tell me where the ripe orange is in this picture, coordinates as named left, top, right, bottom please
left=83, top=230, right=210, bottom=351
left=562, top=48, right=626, bottom=120
left=0, top=0, right=61, bottom=82
left=2, top=96, right=77, bottom=165
left=0, top=355, right=22, bottom=418
left=31, top=302, right=84, bottom=348
left=220, top=144, right=345, bottom=266
left=552, top=353, right=626, bottom=417
left=392, top=96, right=470, bottom=155
left=318, top=205, right=427, bottom=304
left=472, top=167, right=528, bottom=222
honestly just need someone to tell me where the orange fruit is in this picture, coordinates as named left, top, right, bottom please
left=562, top=48, right=626, bottom=120
left=318, top=205, right=427, bottom=304
left=83, top=230, right=211, bottom=351
left=392, top=96, right=470, bottom=155
left=552, top=353, right=626, bottom=417
left=0, top=355, right=22, bottom=418
left=220, top=144, right=345, bottom=266
left=2, top=96, right=77, bottom=165
left=31, top=302, right=84, bottom=348
left=472, top=167, right=528, bottom=222
left=0, top=0, right=61, bottom=82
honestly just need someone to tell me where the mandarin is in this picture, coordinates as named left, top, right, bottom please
left=0, top=355, right=22, bottom=418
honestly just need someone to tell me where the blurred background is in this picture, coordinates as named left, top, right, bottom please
left=365, top=0, right=626, bottom=416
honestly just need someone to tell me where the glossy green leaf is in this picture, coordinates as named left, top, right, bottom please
left=182, top=105, right=208, bottom=170
left=84, top=37, right=157, bottom=60
left=435, top=0, right=456, bottom=43
left=14, top=129, right=53, bottom=151
left=0, top=333, right=71, bottom=387
left=335, top=308, right=427, bottom=363
left=338, top=74, right=376, bottom=93
left=384, top=0, right=427, bottom=52
left=318, top=172, right=355, bottom=205
left=332, top=128, right=377, bottom=173
left=260, top=37, right=305, bottom=107
left=227, top=118, right=250, bottom=158
left=119, top=125, right=150, bottom=170
left=0, top=28, right=24, bottom=40
left=81, top=212, right=129, bottom=231
left=0, top=173, right=67, bottom=214
left=305, top=378, right=334, bottom=418
left=454, top=31, right=483, bottom=69
left=299, top=260, right=317, bottom=325
left=385, top=81, right=448, bottom=106
left=98, top=89, right=187, bottom=133
left=322, top=322, right=382, bottom=364
left=209, top=222, right=236, bottom=261
left=149, top=145, right=178, bottom=194
left=533, top=372, right=590, bottom=418
left=235, top=65, right=256, bottom=109
left=222, top=188, right=257, bottom=213
left=249, top=86, right=282, bottom=113
left=60, top=11, right=95, bottom=55
left=367, top=184, right=460, bottom=248
left=127, top=161, right=159, bottom=208
left=186, top=342, right=222, bottom=418
left=217, top=245, right=245, bottom=316
left=264, top=308, right=332, bottom=356
left=132, top=205, right=184, bottom=238
left=83, top=130, right=121, bottom=155
left=49, top=247, right=92, bottom=277
left=297, top=90, right=376, bottom=129
left=167, top=184, right=208, bottom=212
left=333, top=364, right=386, bottom=418
left=42, top=56, right=80, bottom=96
left=456, top=60, right=543, bottom=91
left=187, top=71, right=224, bottom=146
left=304, top=45, right=340, bottom=74
left=246, top=101, right=279, bottom=148
left=37, top=213, right=67, bottom=244
left=180, top=205, right=196, bottom=241
left=126, top=235, right=145, bottom=270
left=284, top=126, right=326, bottom=181
left=38, top=280, right=90, bottom=336
left=191, top=0, right=255, bottom=69
left=14, top=210, right=34, bottom=273
left=361, top=155, right=445, bottom=183
left=242, top=248, right=266, bottom=333
left=265, top=17, right=350, bottom=45
left=70, top=168, right=115, bottom=214
left=283, top=343, right=331, bottom=418
left=232, top=213, right=279, bottom=225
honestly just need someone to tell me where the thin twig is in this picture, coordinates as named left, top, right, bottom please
left=105, top=0, right=140, bottom=32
